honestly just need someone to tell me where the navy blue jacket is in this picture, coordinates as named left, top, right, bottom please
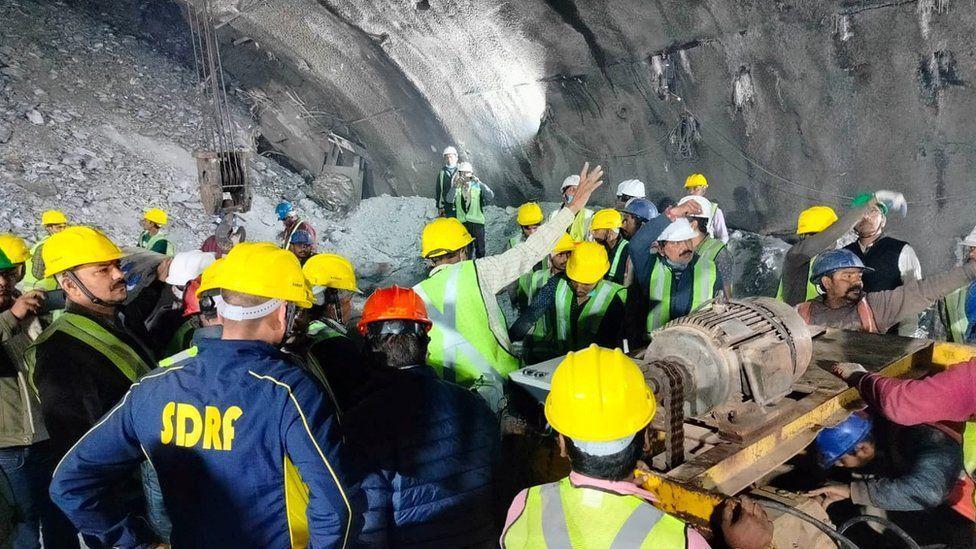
left=49, top=338, right=364, bottom=549
left=344, top=364, right=499, bottom=548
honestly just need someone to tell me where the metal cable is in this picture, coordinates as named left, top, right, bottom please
left=752, top=497, right=860, bottom=549
left=838, top=515, right=921, bottom=549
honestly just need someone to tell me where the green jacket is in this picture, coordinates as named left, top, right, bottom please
left=0, top=308, right=48, bottom=448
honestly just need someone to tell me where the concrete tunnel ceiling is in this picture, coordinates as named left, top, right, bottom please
left=77, top=0, right=976, bottom=271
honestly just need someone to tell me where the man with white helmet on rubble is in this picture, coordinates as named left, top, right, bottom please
left=435, top=146, right=459, bottom=218
left=453, top=161, right=495, bottom=259
left=49, top=242, right=363, bottom=547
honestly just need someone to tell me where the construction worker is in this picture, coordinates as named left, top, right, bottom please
left=552, top=174, right=594, bottom=241
left=807, top=412, right=973, bottom=527
left=347, top=286, right=499, bottom=546
left=275, top=200, right=316, bottom=249
left=435, top=146, right=459, bottom=218
left=200, top=209, right=246, bottom=258
left=796, top=248, right=976, bottom=332
left=509, top=234, right=576, bottom=355
left=0, top=234, right=56, bottom=548
left=627, top=218, right=722, bottom=340
left=22, top=209, right=68, bottom=291
left=589, top=209, right=630, bottom=285
left=678, top=195, right=733, bottom=297
left=23, top=226, right=157, bottom=546
left=684, top=173, right=730, bottom=243
left=155, top=250, right=216, bottom=356
left=293, top=253, right=364, bottom=412
left=510, top=202, right=546, bottom=313
left=501, top=345, right=772, bottom=548
left=49, top=242, right=363, bottom=547
left=414, top=163, right=604, bottom=411
left=619, top=198, right=657, bottom=240
left=287, top=229, right=316, bottom=265
left=615, top=178, right=646, bottom=209
left=453, top=161, right=494, bottom=259
left=778, top=205, right=841, bottom=305
left=939, top=224, right=976, bottom=343
left=843, top=192, right=921, bottom=335
left=137, top=208, right=174, bottom=256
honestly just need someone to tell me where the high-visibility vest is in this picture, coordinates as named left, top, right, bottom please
left=941, top=286, right=972, bottom=343
left=646, top=255, right=718, bottom=333
left=502, top=477, right=689, bottom=548
left=455, top=184, right=485, bottom=224
left=551, top=278, right=625, bottom=353
left=525, top=270, right=555, bottom=351
left=958, top=423, right=976, bottom=520
left=777, top=261, right=819, bottom=302
left=606, top=238, right=629, bottom=285
left=26, top=312, right=153, bottom=392
left=414, top=261, right=519, bottom=386
left=22, top=238, right=58, bottom=291
left=140, top=231, right=174, bottom=256
left=696, top=236, right=726, bottom=263
left=308, top=319, right=347, bottom=341
left=159, top=345, right=198, bottom=368
left=569, top=209, right=592, bottom=242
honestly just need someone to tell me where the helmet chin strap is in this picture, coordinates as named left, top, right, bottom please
left=65, top=271, right=124, bottom=308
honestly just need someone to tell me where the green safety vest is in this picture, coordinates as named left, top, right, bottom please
left=696, top=236, right=726, bottom=263
left=21, top=239, right=58, bottom=291
left=606, top=238, right=629, bottom=284
left=308, top=319, right=347, bottom=341
left=455, top=184, right=485, bottom=224
left=508, top=235, right=523, bottom=250
left=159, top=345, right=198, bottom=368
left=26, top=312, right=153, bottom=392
left=414, top=261, right=519, bottom=386
left=962, top=424, right=976, bottom=514
left=776, top=261, right=819, bottom=302
left=140, top=231, right=174, bottom=256
left=646, top=255, right=718, bottom=333
left=569, top=209, right=592, bottom=242
left=502, top=477, right=689, bottom=548
left=941, top=286, right=971, bottom=343
left=525, top=270, right=556, bottom=358
left=552, top=278, right=625, bottom=353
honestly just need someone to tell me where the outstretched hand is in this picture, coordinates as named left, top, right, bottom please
left=567, top=163, right=604, bottom=214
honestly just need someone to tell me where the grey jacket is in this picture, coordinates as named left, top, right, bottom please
left=0, top=308, right=47, bottom=448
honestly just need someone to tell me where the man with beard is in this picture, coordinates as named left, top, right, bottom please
left=589, top=209, right=630, bottom=285
left=287, top=230, right=316, bottom=265
left=619, top=198, right=657, bottom=241
left=843, top=193, right=921, bottom=335
left=795, top=248, right=976, bottom=333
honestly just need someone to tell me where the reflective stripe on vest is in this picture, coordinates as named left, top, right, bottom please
left=607, top=239, right=628, bottom=283
left=503, top=478, right=688, bottom=548
left=553, top=279, right=622, bottom=349
left=963, top=422, right=976, bottom=516
left=27, top=313, right=152, bottom=392
left=944, top=287, right=971, bottom=343
left=455, top=185, right=484, bottom=224
left=696, top=236, right=725, bottom=263
left=308, top=319, right=346, bottom=341
left=159, top=345, right=198, bottom=368
left=646, top=257, right=717, bottom=333
left=414, top=261, right=519, bottom=387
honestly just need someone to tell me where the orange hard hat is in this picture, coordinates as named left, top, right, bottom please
left=182, top=278, right=202, bottom=317
left=357, top=285, right=432, bottom=336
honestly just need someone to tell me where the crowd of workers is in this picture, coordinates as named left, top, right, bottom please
left=0, top=147, right=970, bottom=548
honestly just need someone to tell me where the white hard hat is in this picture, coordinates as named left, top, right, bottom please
left=443, top=146, right=458, bottom=156
left=457, top=161, right=473, bottom=173
left=678, top=195, right=713, bottom=220
left=616, top=179, right=646, bottom=198
left=657, top=218, right=698, bottom=242
left=166, top=250, right=216, bottom=286
left=561, top=174, right=581, bottom=190
left=963, top=224, right=976, bottom=248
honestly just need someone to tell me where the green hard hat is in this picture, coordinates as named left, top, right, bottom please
left=851, top=192, right=888, bottom=215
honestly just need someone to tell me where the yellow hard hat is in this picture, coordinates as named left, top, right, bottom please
left=40, top=210, right=68, bottom=226
left=684, top=173, right=708, bottom=189
left=516, top=202, right=544, bottom=226
left=545, top=345, right=656, bottom=442
left=42, top=226, right=125, bottom=278
left=0, top=234, right=30, bottom=265
left=197, top=257, right=224, bottom=295
left=590, top=208, right=622, bottom=231
left=144, top=208, right=168, bottom=225
left=420, top=217, right=474, bottom=259
left=196, top=242, right=313, bottom=308
left=796, top=206, right=839, bottom=235
left=552, top=233, right=577, bottom=255
left=566, top=241, right=610, bottom=284
left=303, top=253, right=360, bottom=293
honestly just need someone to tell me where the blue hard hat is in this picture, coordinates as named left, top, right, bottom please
left=289, top=230, right=314, bottom=245
left=275, top=201, right=294, bottom=221
left=814, top=413, right=873, bottom=468
left=622, top=198, right=658, bottom=222
left=809, top=249, right=874, bottom=286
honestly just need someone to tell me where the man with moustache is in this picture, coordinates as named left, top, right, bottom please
left=795, top=248, right=976, bottom=333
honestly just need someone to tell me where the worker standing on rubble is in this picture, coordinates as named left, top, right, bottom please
left=49, top=242, right=363, bottom=548
left=553, top=174, right=595, bottom=242
left=23, top=210, right=68, bottom=291
left=501, top=345, right=773, bottom=548
left=678, top=195, right=734, bottom=297
left=939, top=224, right=976, bottom=343
left=684, top=173, right=730, bottom=243
left=589, top=209, right=630, bottom=285
left=347, top=285, right=499, bottom=547
left=510, top=202, right=547, bottom=312
left=615, top=179, right=646, bottom=209
left=137, top=208, right=174, bottom=256
left=795, top=247, right=976, bottom=333
left=843, top=192, right=921, bottom=335
left=453, top=161, right=494, bottom=259
left=275, top=201, right=316, bottom=249
left=414, top=163, right=603, bottom=411
left=435, top=146, right=459, bottom=218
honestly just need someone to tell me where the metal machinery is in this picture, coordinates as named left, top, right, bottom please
left=511, top=297, right=976, bottom=546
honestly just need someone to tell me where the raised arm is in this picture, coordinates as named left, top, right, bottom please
left=867, top=262, right=976, bottom=333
